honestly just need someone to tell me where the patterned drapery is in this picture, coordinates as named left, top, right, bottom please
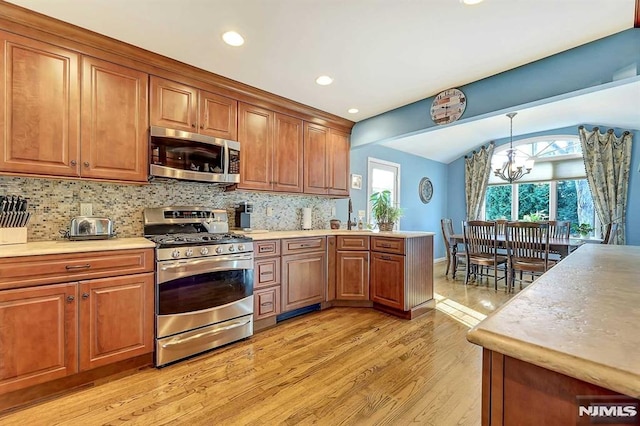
left=465, top=143, right=495, bottom=220
left=578, top=126, right=632, bottom=245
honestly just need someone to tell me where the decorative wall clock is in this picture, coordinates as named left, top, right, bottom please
left=418, top=177, right=433, bottom=204
left=430, top=88, right=466, bottom=125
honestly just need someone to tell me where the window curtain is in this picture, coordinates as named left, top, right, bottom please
left=465, top=143, right=495, bottom=220
left=578, top=126, right=632, bottom=244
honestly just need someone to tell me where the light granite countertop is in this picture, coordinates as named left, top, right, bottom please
left=239, top=229, right=435, bottom=241
left=0, top=237, right=155, bottom=258
left=467, top=244, right=640, bottom=398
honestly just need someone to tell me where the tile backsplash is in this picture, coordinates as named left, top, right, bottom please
left=0, top=177, right=337, bottom=241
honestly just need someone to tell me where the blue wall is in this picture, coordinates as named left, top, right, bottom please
left=336, top=145, right=449, bottom=258
left=446, top=125, right=640, bottom=246
left=351, top=29, right=640, bottom=148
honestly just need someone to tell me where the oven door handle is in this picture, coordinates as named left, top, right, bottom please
left=160, top=319, right=251, bottom=348
left=159, top=255, right=253, bottom=272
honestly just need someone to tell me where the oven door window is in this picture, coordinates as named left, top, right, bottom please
left=159, top=269, right=254, bottom=315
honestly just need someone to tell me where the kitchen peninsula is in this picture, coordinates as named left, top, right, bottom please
left=467, top=244, right=640, bottom=425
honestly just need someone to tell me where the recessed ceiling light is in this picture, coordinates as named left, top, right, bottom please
left=222, top=31, right=244, bottom=47
left=315, top=75, right=333, bottom=86
left=348, top=108, right=359, bottom=114
left=461, top=0, right=484, bottom=4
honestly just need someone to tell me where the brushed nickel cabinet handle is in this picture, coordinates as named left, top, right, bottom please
left=381, top=255, right=392, bottom=261
left=70, top=160, right=77, bottom=166
left=260, top=302, right=273, bottom=306
left=82, top=292, right=89, bottom=299
left=83, top=161, right=90, bottom=167
left=66, top=295, right=75, bottom=302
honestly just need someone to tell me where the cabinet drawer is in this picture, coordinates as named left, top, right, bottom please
left=254, top=240, right=281, bottom=258
left=254, top=257, right=281, bottom=289
left=281, top=237, right=326, bottom=255
left=371, top=237, right=405, bottom=255
left=337, top=235, right=370, bottom=251
left=0, top=249, right=154, bottom=290
left=254, top=286, right=281, bottom=320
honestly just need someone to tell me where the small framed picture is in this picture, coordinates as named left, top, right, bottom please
left=351, top=174, right=362, bottom=190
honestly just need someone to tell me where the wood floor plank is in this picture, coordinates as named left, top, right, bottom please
left=0, top=262, right=513, bottom=425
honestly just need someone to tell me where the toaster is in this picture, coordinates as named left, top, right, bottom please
left=68, top=216, right=115, bottom=240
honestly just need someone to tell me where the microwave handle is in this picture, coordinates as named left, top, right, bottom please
left=223, top=142, right=229, bottom=176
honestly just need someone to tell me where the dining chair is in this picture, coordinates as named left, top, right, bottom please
left=462, top=221, right=508, bottom=290
left=495, top=219, right=508, bottom=236
left=547, top=220, right=571, bottom=259
left=504, top=221, right=551, bottom=292
left=441, top=218, right=466, bottom=279
left=601, top=222, right=620, bottom=245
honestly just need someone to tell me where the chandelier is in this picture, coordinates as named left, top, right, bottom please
left=493, top=112, right=534, bottom=183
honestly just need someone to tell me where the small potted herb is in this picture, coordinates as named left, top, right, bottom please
left=573, top=223, right=594, bottom=237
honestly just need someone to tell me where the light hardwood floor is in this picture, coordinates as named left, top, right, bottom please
left=1, top=262, right=514, bottom=425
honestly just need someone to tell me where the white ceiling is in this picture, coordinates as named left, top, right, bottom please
left=6, top=0, right=638, bottom=163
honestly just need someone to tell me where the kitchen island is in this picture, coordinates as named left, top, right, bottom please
left=467, top=244, right=640, bottom=425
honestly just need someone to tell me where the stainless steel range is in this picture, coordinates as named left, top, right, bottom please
left=144, top=206, right=254, bottom=366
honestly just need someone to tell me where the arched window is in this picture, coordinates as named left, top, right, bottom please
left=484, top=136, right=599, bottom=237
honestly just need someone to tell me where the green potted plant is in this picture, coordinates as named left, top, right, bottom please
left=370, top=190, right=402, bottom=231
left=573, top=223, right=594, bottom=237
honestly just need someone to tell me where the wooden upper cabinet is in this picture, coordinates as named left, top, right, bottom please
left=238, top=102, right=274, bottom=190
left=79, top=273, right=154, bottom=371
left=0, top=283, right=78, bottom=394
left=150, top=76, right=198, bottom=131
left=0, top=32, right=80, bottom=177
left=199, top=90, right=237, bottom=140
left=273, top=113, right=303, bottom=193
left=329, top=129, right=350, bottom=196
left=81, top=57, right=149, bottom=182
left=303, top=122, right=329, bottom=194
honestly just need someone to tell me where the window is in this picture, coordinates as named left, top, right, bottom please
left=367, top=157, right=400, bottom=228
left=484, top=137, right=600, bottom=235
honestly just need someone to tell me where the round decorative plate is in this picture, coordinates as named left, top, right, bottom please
left=430, top=88, right=466, bottom=125
left=419, top=177, right=433, bottom=204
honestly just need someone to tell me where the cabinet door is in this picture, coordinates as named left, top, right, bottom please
left=303, top=122, right=329, bottom=194
left=199, top=90, right=237, bottom=140
left=336, top=251, right=369, bottom=300
left=281, top=252, right=327, bottom=312
left=238, top=102, right=274, bottom=190
left=81, top=57, right=149, bottom=182
left=150, top=76, right=197, bottom=132
left=273, top=113, right=303, bottom=193
left=0, top=33, right=80, bottom=177
left=79, top=273, right=154, bottom=371
left=254, top=256, right=281, bottom=289
left=0, top=283, right=77, bottom=394
left=328, top=129, right=350, bottom=196
left=370, top=252, right=405, bottom=310
left=254, top=286, right=281, bottom=320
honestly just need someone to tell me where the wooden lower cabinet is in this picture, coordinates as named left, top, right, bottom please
left=281, top=251, right=327, bottom=312
left=254, top=286, right=281, bottom=320
left=0, top=283, right=78, bottom=394
left=79, top=273, right=154, bottom=371
left=0, top=272, right=154, bottom=397
left=336, top=251, right=369, bottom=300
left=370, top=252, right=405, bottom=310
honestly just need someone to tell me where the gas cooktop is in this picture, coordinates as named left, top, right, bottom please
left=146, top=232, right=252, bottom=246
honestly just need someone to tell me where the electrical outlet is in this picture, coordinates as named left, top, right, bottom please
left=331, top=207, right=336, bottom=216
left=266, top=206, right=273, bottom=217
left=80, top=203, right=93, bottom=216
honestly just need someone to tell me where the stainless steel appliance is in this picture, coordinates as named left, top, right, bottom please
left=144, top=206, right=254, bottom=366
left=66, top=216, right=115, bottom=240
left=234, top=201, right=253, bottom=230
left=149, top=126, right=240, bottom=184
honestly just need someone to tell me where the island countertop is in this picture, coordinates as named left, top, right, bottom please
left=240, top=229, right=435, bottom=241
left=467, top=244, right=640, bottom=398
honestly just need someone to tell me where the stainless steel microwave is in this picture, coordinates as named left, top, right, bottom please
left=149, top=126, right=240, bottom=184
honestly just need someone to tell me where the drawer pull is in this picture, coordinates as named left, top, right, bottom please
left=65, top=264, right=91, bottom=270
left=381, top=255, right=392, bottom=261
left=260, top=302, right=273, bottom=306
left=380, top=244, right=392, bottom=248
left=260, top=272, right=272, bottom=276
left=259, top=247, right=273, bottom=252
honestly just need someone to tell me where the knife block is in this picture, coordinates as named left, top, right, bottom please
left=0, top=227, right=27, bottom=245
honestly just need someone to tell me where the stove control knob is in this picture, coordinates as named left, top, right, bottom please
left=228, top=245, right=236, bottom=252
left=200, top=247, right=209, bottom=255
left=171, top=249, right=180, bottom=259
left=215, top=246, right=223, bottom=254
left=237, top=244, right=245, bottom=251
left=185, top=248, right=194, bottom=257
